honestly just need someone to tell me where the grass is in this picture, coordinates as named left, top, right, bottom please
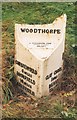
left=2, top=2, right=76, bottom=54
left=2, top=2, right=77, bottom=119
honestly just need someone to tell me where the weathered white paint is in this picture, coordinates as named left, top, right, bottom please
left=14, top=14, right=67, bottom=98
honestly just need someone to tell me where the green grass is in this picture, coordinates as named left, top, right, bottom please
left=2, top=2, right=77, bottom=118
left=2, top=1, right=76, bottom=103
left=2, top=2, right=76, bottom=55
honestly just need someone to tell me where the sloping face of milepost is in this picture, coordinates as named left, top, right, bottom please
left=15, top=14, right=66, bottom=60
left=14, top=14, right=67, bottom=98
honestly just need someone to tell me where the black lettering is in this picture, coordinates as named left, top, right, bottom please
left=22, top=69, right=32, bottom=78
left=49, top=88, right=53, bottom=92
left=51, top=76, right=57, bottom=81
left=42, top=29, right=46, bottom=33
left=20, top=28, right=61, bottom=34
left=49, top=80, right=58, bottom=92
left=50, top=29, right=53, bottom=33
left=54, top=67, right=62, bottom=75
left=34, top=70, right=37, bottom=75
left=20, top=78, right=32, bottom=89
left=46, top=75, right=49, bottom=80
left=54, top=29, right=57, bottom=34
left=17, top=71, right=35, bottom=85
left=17, top=82, right=35, bottom=96
left=15, top=60, right=37, bottom=75
left=30, top=29, right=33, bottom=33
left=49, top=81, right=56, bottom=88
left=26, top=28, right=29, bottom=33
left=46, top=72, right=52, bottom=80
left=46, top=29, right=49, bottom=33
left=57, top=29, right=61, bottom=34
left=33, top=80, right=35, bottom=85
left=21, top=28, right=25, bottom=32
left=34, top=29, right=37, bottom=33
left=20, top=79, right=24, bottom=83
left=38, top=29, right=41, bottom=33
left=32, top=91, right=35, bottom=96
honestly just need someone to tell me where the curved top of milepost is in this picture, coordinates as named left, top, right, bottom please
left=15, top=14, right=67, bottom=60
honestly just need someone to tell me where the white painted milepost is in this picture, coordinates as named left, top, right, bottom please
left=14, top=14, right=67, bottom=98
